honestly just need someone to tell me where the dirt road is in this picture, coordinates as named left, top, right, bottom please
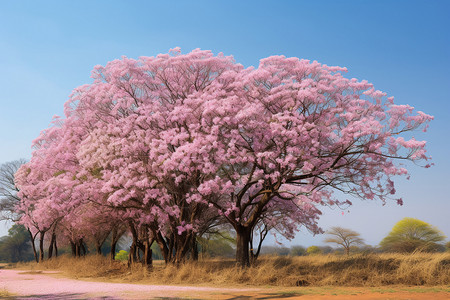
left=1, top=269, right=449, bottom=299
left=0, top=269, right=259, bottom=299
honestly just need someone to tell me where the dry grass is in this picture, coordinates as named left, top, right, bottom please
left=0, top=288, right=15, bottom=298
left=13, top=252, right=450, bottom=287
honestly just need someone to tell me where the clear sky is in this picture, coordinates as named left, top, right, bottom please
left=0, top=0, right=449, bottom=247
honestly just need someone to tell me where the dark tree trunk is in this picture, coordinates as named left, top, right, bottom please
left=75, top=243, right=80, bottom=257
left=70, top=241, right=76, bottom=256
left=235, top=225, right=251, bottom=268
left=191, top=236, right=198, bottom=261
left=110, top=229, right=118, bottom=261
left=48, top=243, right=53, bottom=259
left=27, top=228, right=38, bottom=263
left=155, top=231, right=169, bottom=263
left=80, top=240, right=87, bottom=256
left=128, top=243, right=137, bottom=267
left=96, top=241, right=102, bottom=255
left=167, top=233, right=175, bottom=263
left=250, top=224, right=268, bottom=264
left=48, top=232, right=56, bottom=259
left=143, top=238, right=153, bottom=267
left=39, top=231, right=45, bottom=262
left=127, top=220, right=139, bottom=267
left=95, top=232, right=109, bottom=256
left=174, top=232, right=193, bottom=264
left=54, top=238, right=58, bottom=257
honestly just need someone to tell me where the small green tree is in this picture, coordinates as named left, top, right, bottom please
left=380, top=218, right=446, bottom=253
left=198, top=231, right=235, bottom=258
left=114, top=250, right=129, bottom=261
left=324, top=226, right=364, bottom=255
left=290, top=245, right=306, bottom=256
left=306, top=246, right=322, bottom=255
left=0, top=224, right=34, bottom=262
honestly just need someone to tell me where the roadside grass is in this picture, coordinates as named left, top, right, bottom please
left=0, top=288, right=15, bottom=298
left=12, top=252, right=450, bottom=287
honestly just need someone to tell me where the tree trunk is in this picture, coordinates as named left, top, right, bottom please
left=70, top=241, right=76, bottom=256
left=127, top=221, right=139, bottom=267
left=96, top=240, right=102, bottom=255
left=75, top=241, right=81, bottom=257
left=191, top=236, right=198, bottom=261
left=143, top=238, right=153, bottom=267
left=128, top=243, right=137, bottom=267
left=54, top=238, right=58, bottom=257
left=27, top=228, right=38, bottom=263
left=48, top=232, right=56, bottom=259
left=155, top=231, right=169, bottom=263
left=250, top=225, right=268, bottom=264
left=235, top=225, right=251, bottom=268
left=80, top=241, right=87, bottom=256
left=110, top=229, right=118, bottom=261
left=39, top=231, right=45, bottom=262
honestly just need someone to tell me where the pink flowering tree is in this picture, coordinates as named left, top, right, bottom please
left=15, top=49, right=432, bottom=268
left=159, top=54, right=432, bottom=266
left=64, top=49, right=241, bottom=264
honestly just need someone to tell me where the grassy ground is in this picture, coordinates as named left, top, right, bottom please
left=12, top=252, right=450, bottom=287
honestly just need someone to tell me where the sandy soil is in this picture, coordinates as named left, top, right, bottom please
left=0, top=269, right=449, bottom=299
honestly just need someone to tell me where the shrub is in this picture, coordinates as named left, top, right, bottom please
left=307, top=246, right=322, bottom=255
left=114, top=250, right=128, bottom=261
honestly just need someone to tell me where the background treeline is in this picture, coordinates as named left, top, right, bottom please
left=1, top=223, right=448, bottom=263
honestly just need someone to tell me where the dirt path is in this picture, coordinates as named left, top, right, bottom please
left=0, top=269, right=258, bottom=299
left=0, top=269, right=449, bottom=299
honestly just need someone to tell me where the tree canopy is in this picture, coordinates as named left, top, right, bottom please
left=13, top=49, right=432, bottom=267
left=380, top=218, right=446, bottom=252
left=324, top=226, right=364, bottom=255
left=0, top=224, right=34, bottom=262
left=0, top=159, right=26, bottom=222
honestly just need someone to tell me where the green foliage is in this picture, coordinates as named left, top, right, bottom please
left=380, top=217, right=446, bottom=253
left=151, top=242, right=164, bottom=260
left=260, top=246, right=290, bottom=256
left=0, top=224, right=34, bottom=262
left=306, top=245, right=322, bottom=255
left=289, top=245, right=306, bottom=256
left=114, top=250, right=129, bottom=261
left=198, top=231, right=236, bottom=258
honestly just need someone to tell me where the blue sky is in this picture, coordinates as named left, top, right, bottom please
left=0, top=0, right=449, bottom=247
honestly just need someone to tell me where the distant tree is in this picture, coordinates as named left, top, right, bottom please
left=324, top=226, right=365, bottom=255
left=0, top=159, right=27, bottom=222
left=306, top=246, right=322, bottom=255
left=380, top=218, right=446, bottom=253
left=0, top=224, right=34, bottom=262
left=290, top=245, right=306, bottom=256
left=319, top=245, right=334, bottom=254
left=446, top=241, right=450, bottom=252
left=198, top=231, right=235, bottom=258
left=151, top=242, right=164, bottom=260
left=359, top=244, right=380, bottom=254
left=115, top=250, right=129, bottom=261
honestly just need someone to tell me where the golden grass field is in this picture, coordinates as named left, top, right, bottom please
left=13, top=252, right=450, bottom=287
